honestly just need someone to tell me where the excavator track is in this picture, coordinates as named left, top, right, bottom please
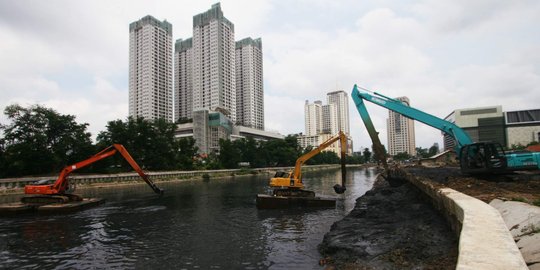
left=272, top=188, right=316, bottom=198
left=21, top=193, right=84, bottom=205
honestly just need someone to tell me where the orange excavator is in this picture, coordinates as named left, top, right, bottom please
left=21, top=144, right=163, bottom=204
left=269, top=131, right=348, bottom=198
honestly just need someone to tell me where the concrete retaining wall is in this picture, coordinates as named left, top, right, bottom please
left=391, top=169, right=528, bottom=270
left=0, top=164, right=346, bottom=194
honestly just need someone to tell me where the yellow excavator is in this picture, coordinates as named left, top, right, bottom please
left=269, top=131, right=348, bottom=198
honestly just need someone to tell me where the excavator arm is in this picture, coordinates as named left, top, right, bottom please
left=24, top=144, right=164, bottom=197
left=270, top=131, right=348, bottom=195
left=351, top=84, right=509, bottom=174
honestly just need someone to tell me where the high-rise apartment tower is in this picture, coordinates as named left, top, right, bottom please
left=174, top=38, right=193, bottom=121
left=236, top=37, right=264, bottom=130
left=129, top=15, right=173, bottom=121
left=387, top=96, right=416, bottom=156
left=192, top=3, right=236, bottom=122
left=327, top=91, right=350, bottom=135
left=305, top=100, right=323, bottom=136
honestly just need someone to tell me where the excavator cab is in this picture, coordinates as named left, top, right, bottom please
left=460, top=142, right=507, bottom=174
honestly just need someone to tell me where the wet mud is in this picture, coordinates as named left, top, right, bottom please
left=319, top=176, right=457, bottom=269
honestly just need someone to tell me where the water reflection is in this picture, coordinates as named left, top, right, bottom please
left=0, top=167, right=376, bottom=269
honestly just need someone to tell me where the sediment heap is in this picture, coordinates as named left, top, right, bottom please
left=319, top=175, right=457, bottom=269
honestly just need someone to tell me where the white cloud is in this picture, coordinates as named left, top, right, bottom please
left=1, top=0, right=539, bottom=152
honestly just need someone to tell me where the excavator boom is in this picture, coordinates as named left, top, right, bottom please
left=24, top=144, right=163, bottom=199
left=351, top=84, right=511, bottom=174
left=269, top=131, right=348, bottom=195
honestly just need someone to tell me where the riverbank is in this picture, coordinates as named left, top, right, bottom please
left=0, top=164, right=369, bottom=196
left=319, top=174, right=458, bottom=269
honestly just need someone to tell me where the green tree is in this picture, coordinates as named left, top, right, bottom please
left=263, top=135, right=301, bottom=167
left=348, top=152, right=365, bottom=164
left=0, top=104, right=94, bottom=177
left=177, top=137, right=198, bottom=170
left=362, top=147, right=372, bottom=163
left=416, top=147, right=429, bottom=158
left=218, top=139, right=241, bottom=169
left=428, top=143, right=439, bottom=157
left=97, top=117, right=186, bottom=171
left=393, top=152, right=411, bottom=161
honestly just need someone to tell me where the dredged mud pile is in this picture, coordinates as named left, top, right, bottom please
left=319, top=176, right=457, bottom=269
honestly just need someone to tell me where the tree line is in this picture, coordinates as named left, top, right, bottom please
left=0, top=104, right=364, bottom=178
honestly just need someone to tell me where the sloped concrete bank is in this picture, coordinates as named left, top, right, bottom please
left=320, top=168, right=530, bottom=269
left=396, top=168, right=528, bottom=270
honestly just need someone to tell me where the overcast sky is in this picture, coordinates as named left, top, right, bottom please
left=1, top=0, right=539, bottom=151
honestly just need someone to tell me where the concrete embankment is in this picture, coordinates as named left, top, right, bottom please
left=399, top=168, right=528, bottom=269
left=0, top=164, right=364, bottom=195
left=321, top=167, right=531, bottom=269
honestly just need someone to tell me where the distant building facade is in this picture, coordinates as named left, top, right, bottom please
left=327, top=91, right=350, bottom=135
left=235, top=37, right=264, bottom=130
left=302, top=90, right=353, bottom=156
left=505, top=109, right=540, bottom=147
left=176, top=110, right=282, bottom=154
left=387, top=96, right=416, bottom=156
left=321, top=103, right=338, bottom=134
left=129, top=15, right=173, bottom=121
left=174, top=38, right=193, bottom=121
left=443, top=106, right=505, bottom=151
left=192, top=3, right=236, bottom=122
left=304, top=100, right=323, bottom=136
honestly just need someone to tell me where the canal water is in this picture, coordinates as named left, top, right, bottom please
left=0, top=167, right=376, bottom=269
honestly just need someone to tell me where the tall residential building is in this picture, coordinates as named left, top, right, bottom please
left=327, top=91, right=350, bottom=135
left=174, top=38, right=193, bottom=121
left=129, top=15, right=173, bottom=121
left=387, top=96, right=416, bottom=156
left=236, top=37, right=264, bottom=130
left=192, top=3, right=236, bottom=122
left=305, top=100, right=323, bottom=136
left=321, top=103, right=338, bottom=134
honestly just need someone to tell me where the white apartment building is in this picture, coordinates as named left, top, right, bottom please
left=174, top=38, right=193, bottom=121
left=387, top=96, right=416, bottom=156
left=302, top=91, right=353, bottom=156
left=235, top=37, right=264, bottom=130
left=321, top=103, right=338, bottom=135
left=129, top=15, right=173, bottom=122
left=192, top=3, right=236, bottom=123
left=305, top=100, right=323, bottom=136
left=327, top=91, right=350, bottom=135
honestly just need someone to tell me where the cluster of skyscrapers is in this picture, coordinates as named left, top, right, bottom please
left=301, top=91, right=353, bottom=156
left=129, top=3, right=272, bottom=154
left=129, top=3, right=264, bottom=130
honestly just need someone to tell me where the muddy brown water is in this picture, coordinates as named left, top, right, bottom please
left=0, top=167, right=376, bottom=269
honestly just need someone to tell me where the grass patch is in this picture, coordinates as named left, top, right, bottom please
left=533, top=199, right=540, bottom=207
left=511, top=197, right=527, bottom=203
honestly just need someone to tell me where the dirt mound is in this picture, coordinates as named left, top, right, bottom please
left=407, top=167, right=540, bottom=203
left=319, top=177, right=457, bottom=269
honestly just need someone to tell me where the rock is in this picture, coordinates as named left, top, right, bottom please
left=489, top=199, right=540, bottom=238
left=516, top=234, right=540, bottom=265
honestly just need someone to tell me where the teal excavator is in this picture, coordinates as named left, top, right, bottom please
left=351, top=84, right=540, bottom=174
